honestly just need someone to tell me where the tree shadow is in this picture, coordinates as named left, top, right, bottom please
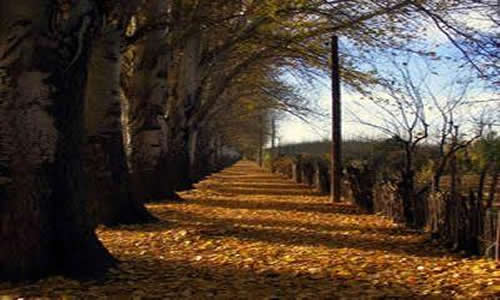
left=115, top=206, right=443, bottom=259
left=181, top=197, right=362, bottom=215
left=202, top=187, right=319, bottom=196
left=212, top=171, right=247, bottom=176
left=151, top=208, right=414, bottom=237
left=210, top=175, right=286, bottom=182
left=67, top=255, right=419, bottom=299
left=194, top=221, right=441, bottom=258
left=225, top=182, right=302, bottom=189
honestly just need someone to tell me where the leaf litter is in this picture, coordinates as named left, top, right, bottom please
left=1, top=161, right=499, bottom=299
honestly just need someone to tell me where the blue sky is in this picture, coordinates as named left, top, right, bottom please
left=277, top=12, right=499, bottom=145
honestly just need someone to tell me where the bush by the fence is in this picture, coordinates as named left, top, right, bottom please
left=292, top=155, right=303, bottom=183
left=427, top=191, right=484, bottom=254
left=345, top=164, right=375, bottom=213
left=272, top=156, right=294, bottom=178
left=314, top=159, right=330, bottom=194
left=270, top=155, right=330, bottom=195
left=483, top=208, right=499, bottom=258
left=266, top=154, right=499, bottom=258
left=301, top=157, right=316, bottom=186
left=373, top=181, right=405, bottom=223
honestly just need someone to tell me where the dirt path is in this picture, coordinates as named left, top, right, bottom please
left=1, top=161, right=499, bottom=298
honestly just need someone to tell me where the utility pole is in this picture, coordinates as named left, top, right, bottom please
left=331, top=35, right=342, bottom=203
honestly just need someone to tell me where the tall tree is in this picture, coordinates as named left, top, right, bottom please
left=0, top=1, right=115, bottom=280
left=84, top=11, right=156, bottom=225
left=122, top=0, right=172, bottom=201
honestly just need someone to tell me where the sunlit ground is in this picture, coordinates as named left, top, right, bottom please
left=0, top=161, right=498, bottom=299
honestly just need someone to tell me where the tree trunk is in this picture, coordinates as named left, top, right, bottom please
left=216, top=135, right=222, bottom=166
left=258, top=116, right=264, bottom=167
left=191, top=126, right=215, bottom=179
left=85, top=26, right=156, bottom=226
left=181, top=22, right=202, bottom=185
left=163, top=128, right=192, bottom=193
left=123, top=0, right=170, bottom=202
left=487, top=164, right=498, bottom=209
left=433, top=160, right=448, bottom=192
left=478, top=163, right=490, bottom=202
left=0, top=1, right=115, bottom=280
left=208, top=135, right=217, bottom=169
left=187, top=127, right=200, bottom=181
left=162, top=93, right=192, bottom=196
left=401, top=146, right=419, bottom=228
left=345, top=164, right=375, bottom=213
left=160, top=17, right=202, bottom=193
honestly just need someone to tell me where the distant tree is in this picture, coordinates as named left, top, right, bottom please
left=351, top=54, right=494, bottom=226
left=121, top=0, right=173, bottom=200
left=352, top=58, right=430, bottom=227
left=469, top=129, right=500, bottom=207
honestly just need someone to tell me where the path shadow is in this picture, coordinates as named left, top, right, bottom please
left=209, top=175, right=286, bottom=181
left=115, top=207, right=443, bottom=259
left=198, top=180, right=309, bottom=188
left=141, top=206, right=416, bottom=237
left=73, top=255, right=420, bottom=299
left=203, top=187, right=319, bottom=196
left=196, top=222, right=440, bottom=258
left=184, top=197, right=362, bottom=215
left=213, top=171, right=247, bottom=176
left=224, top=183, right=302, bottom=189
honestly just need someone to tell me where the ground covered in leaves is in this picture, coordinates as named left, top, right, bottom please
left=1, top=161, right=499, bottom=299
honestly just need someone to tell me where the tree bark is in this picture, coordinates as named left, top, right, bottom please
left=478, top=163, right=490, bottom=202
left=85, top=26, right=156, bottom=226
left=487, top=164, right=498, bottom=209
left=124, top=1, right=170, bottom=202
left=0, top=1, right=115, bottom=280
left=180, top=21, right=202, bottom=185
left=187, top=127, right=199, bottom=180
left=163, top=128, right=192, bottom=192
left=162, top=16, right=202, bottom=193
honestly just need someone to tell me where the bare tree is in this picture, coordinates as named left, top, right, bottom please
left=349, top=53, right=493, bottom=226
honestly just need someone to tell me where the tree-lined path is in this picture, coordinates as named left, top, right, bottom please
left=1, top=161, right=498, bottom=298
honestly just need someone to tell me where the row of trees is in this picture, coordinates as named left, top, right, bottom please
left=0, top=0, right=496, bottom=280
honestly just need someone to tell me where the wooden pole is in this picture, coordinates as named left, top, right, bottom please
left=331, top=35, right=342, bottom=203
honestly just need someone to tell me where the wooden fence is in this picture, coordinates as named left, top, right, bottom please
left=267, top=155, right=500, bottom=260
